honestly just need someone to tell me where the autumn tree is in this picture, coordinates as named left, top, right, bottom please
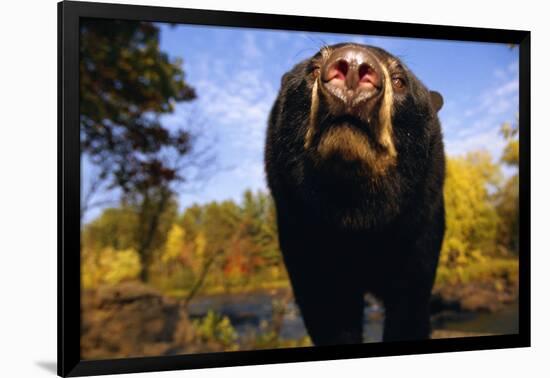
left=82, top=200, right=178, bottom=285
left=82, top=207, right=138, bottom=251
left=441, top=151, right=501, bottom=267
left=495, top=121, right=519, bottom=254
left=80, top=19, right=200, bottom=281
left=147, top=192, right=286, bottom=301
left=80, top=19, right=196, bottom=194
left=240, top=191, right=283, bottom=280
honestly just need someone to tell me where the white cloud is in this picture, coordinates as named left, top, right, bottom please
left=193, top=67, right=276, bottom=152
left=493, top=60, right=517, bottom=79
left=185, top=31, right=277, bottom=149
left=156, top=29, right=283, bottom=210
left=465, top=79, right=519, bottom=120
left=445, top=127, right=506, bottom=159
left=168, top=32, right=278, bottom=201
left=492, top=80, right=519, bottom=98
left=443, top=60, right=518, bottom=160
left=242, top=32, right=262, bottom=60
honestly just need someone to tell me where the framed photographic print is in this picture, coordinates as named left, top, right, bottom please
left=58, top=0, right=531, bottom=376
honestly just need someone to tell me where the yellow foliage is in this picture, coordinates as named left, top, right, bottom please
left=195, top=231, right=206, bottom=259
left=82, top=247, right=142, bottom=289
left=441, top=152, right=499, bottom=268
left=192, top=310, right=238, bottom=349
left=435, top=258, right=518, bottom=286
left=190, top=231, right=207, bottom=275
left=501, top=140, right=519, bottom=167
left=161, top=224, right=186, bottom=264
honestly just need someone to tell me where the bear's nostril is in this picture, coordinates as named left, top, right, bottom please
left=357, top=63, right=380, bottom=88
left=327, top=59, right=349, bottom=82
left=358, top=63, right=372, bottom=82
left=336, top=60, right=349, bottom=77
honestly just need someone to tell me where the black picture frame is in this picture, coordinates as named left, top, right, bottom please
left=58, top=1, right=531, bottom=376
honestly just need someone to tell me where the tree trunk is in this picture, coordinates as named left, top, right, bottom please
left=137, top=188, right=170, bottom=282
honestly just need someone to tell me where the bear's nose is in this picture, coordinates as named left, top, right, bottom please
left=321, top=46, right=381, bottom=97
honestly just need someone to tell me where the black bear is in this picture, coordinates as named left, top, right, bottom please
left=265, top=43, right=445, bottom=345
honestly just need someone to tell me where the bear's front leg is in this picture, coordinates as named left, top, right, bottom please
left=382, top=289, right=432, bottom=342
left=276, top=213, right=365, bottom=346
left=382, top=208, right=444, bottom=342
left=285, top=252, right=365, bottom=346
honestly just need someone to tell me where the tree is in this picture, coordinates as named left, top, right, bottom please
left=441, top=151, right=501, bottom=267
left=82, top=206, right=138, bottom=251
left=133, top=190, right=179, bottom=281
left=500, top=122, right=519, bottom=167
left=80, top=19, right=200, bottom=281
left=161, top=224, right=187, bottom=265
left=173, top=200, right=243, bottom=305
left=80, top=19, right=196, bottom=195
left=82, top=198, right=178, bottom=282
left=495, top=121, right=519, bottom=253
left=82, top=246, right=142, bottom=289
left=240, top=191, right=282, bottom=276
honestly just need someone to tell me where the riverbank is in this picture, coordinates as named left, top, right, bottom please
left=81, top=278, right=518, bottom=359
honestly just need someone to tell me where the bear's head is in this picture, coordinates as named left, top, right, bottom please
left=266, top=43, right=445, bottom=230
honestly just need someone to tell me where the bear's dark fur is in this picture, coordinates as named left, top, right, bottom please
left=265, top=43, right=445, bottom=344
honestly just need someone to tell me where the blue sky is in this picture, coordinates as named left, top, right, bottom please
left=82, top=23, right=519, bottom=222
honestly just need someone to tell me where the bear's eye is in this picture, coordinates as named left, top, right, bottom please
left=391, top=76, right=406, bottom=90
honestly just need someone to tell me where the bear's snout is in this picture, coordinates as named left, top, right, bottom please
left=320, top=45, right=383, bottom=108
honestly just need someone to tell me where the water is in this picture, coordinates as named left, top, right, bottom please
left=187, top=291, right=518, bottom=343
left=187, top=291, right=307, bottom=339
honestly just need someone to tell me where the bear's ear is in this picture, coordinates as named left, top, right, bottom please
left=430, top=91, right=444, bottom=112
